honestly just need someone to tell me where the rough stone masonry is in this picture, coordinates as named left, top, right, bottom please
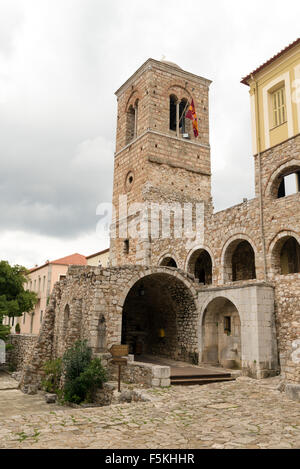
left=18, top=57, right=300, bottom=401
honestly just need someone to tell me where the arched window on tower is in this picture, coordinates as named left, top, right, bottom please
left=126, top=99, right=139, bottom=145
left=169, top=95, right=190, bottom=137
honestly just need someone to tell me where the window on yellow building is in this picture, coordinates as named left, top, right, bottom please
left=272, top=87, right=286, bottom=127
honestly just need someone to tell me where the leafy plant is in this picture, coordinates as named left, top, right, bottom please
left=0, top=324, right=10, bottom=342
left=0, top=260, right=37, bottom=321
left=15, top=323, right=20, bottom=334
left=62, top=340, right=107, bottom=404
left=41, top=358, right=62, bottom=394
left=77, top=358, right=108, bottom=402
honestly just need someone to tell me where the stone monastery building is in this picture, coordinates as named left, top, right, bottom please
left=20, top=39, right=300, bottom=394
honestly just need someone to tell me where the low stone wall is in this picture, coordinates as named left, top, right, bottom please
left=108, top=358, right=171, bottom=387
left=6, top=334, right=37, bottom=371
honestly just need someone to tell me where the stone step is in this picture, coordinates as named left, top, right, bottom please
left=171, top=372, right=232, bottom=380
left=171, top=376, right=236, bottom=386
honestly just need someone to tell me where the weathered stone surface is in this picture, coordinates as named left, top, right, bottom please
left=285, top=384, right=300, bottom=402
left=1, top=376, right=300, bottom=449
left=45, top=393, right=57, bottom=404
left=12, top=58, right=300, bottom=393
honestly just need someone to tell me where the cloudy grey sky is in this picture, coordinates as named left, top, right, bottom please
left=0, top=0, right=299, bottom=268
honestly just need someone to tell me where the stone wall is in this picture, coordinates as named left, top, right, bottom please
left=109, top=359, right=170, bottom=387
left=6, top=334, right=37, bottom=371
left=19, top=265, right=197, bottom=393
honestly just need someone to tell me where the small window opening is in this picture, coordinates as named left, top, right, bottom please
left=277, top=172, right=300, bottom=198
left=272, top=87, right=286, bottom=127
left=124, top=239, right=129, bottom=255
left=224, top=316, right=231, bottom=334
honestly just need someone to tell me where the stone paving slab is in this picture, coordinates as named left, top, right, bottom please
left=0, top=371, right=18, bottom=390
left=0, top=375, right=299, bottom=449
left=0, top=372, right=61, bottom=420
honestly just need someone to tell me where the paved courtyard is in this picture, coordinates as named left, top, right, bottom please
left=0, top=371, right=299, bottom=449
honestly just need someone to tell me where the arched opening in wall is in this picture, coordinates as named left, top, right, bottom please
left=272, top=236, right=300, bottom=275
left=159, top=257, right=177, bottom=268
left=63, top=304, right=70, bottom=337
left=270, top=166, right=300, bottom=199
left=126, top=101, right=138, bottom=144
left=224, top=239, right=256, bottom=282
left=202, top=297, right=241, bottom=369
left=121, top=273, right=198, bottom=363
left=187, top=249, right=212, bottom=285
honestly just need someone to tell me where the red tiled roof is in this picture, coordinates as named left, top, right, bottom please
left=29, top=253, right=87, bottom=273
left=51, top=253, right=87, bottom=266
left=241, top=38, right=300, bottom=85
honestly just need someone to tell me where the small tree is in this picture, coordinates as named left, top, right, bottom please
left=0, top=261, right=37, bottom=326
left=0, top=324, right=10, bottom=342
left=41, top=358, right=63, bottom=394
left=62, top=340, right=107, bottom=404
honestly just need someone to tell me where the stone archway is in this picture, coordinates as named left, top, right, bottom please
left=159, top=256, right=177, bottom=268
left=269, top=231, right=300, bottom=275
left=186, top=248, right=213, bottom=285
left=201, top=297, right=241, bottom=369
left=222, top=236, right=257, bottom=283
left=121, top=272, right=199, bottom=363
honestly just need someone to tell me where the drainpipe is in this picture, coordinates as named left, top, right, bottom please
left=252, top=74, right=268, bottom=282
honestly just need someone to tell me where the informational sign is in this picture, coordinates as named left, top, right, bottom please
left=110, top=344, right=129, bottom=358
left=109, top=345, right=129, bottom=393
left=0, top=340, right=5, bottom=364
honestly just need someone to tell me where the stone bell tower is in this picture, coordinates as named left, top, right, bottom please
left=109, top=58, right=212, bottom=267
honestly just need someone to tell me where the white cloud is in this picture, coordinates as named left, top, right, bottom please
left=0, top=0, right=299, bottom=265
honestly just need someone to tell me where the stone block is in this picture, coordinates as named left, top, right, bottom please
left=160, top=378, right=171, bottom=387
left=45, top=393, right=57, bottom=404
left=151, top=378, right=160, bottom=387
left=152, top=366, right=170, bottom=379
left=285, top=384, right=300, bottom=402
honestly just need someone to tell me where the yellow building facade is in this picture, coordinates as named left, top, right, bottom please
left=86, top=249, right=110, bottom=267
left=242, top=38, right=300, bottom=154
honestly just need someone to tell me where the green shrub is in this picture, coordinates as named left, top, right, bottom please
left=15, top=323, right=20, bottom=333
left=77, top=358, right=108, bottom=402
left=62, top=340, right=107, bottom=404
left=41, top=358, right=62, bottom=394
left=63, top=340, right=92, bottom=382
left=0, top=324, right=10, bottom=342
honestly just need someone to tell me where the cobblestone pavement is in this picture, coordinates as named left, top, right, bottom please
left=0, top=374, right=299, bottom=449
